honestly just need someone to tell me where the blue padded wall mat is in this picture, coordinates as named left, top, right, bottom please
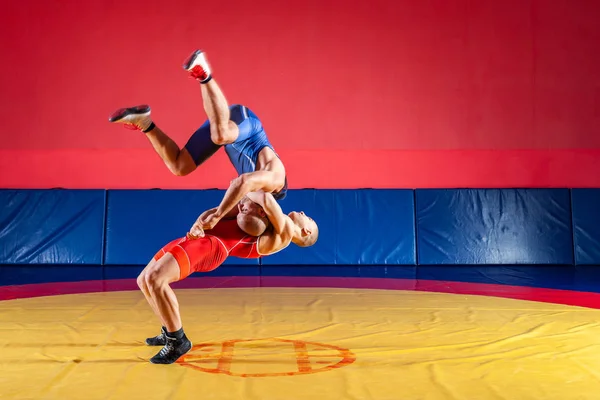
left=262, top=189, right=416, bottom=265
left=416, top=189, right=573, bottom=265
left=104, top=190, right=258, bottom=265
left=261, top=189, right=337, bottom=265
left=334, top=190, right=416, bottom=265
left=572, top=189, right=600, bottom=265
left=0, top=189, right=105, bottom=264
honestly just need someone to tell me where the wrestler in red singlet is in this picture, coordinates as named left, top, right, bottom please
left=153, top=219, right=261, bottom=280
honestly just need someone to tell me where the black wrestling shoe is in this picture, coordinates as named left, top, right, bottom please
left=145, top=326, right=167, bottom=346
left=149, top=335, right=192, bottom=364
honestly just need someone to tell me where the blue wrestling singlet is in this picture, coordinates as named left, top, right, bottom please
left=184, top=104, right=287, bottom=201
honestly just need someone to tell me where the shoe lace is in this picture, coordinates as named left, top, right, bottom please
left=158, top=339, right=175, bottom=357
left=152, top=332, right=164, bottom=341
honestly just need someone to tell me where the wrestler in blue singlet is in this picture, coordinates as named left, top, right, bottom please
left=183, top=104, right=287, bottom=201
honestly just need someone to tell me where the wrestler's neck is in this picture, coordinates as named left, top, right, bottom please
left=291, top=225, right=305, bottom=245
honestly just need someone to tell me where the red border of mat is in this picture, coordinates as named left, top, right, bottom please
left=2, top=277, right=600, bottom=309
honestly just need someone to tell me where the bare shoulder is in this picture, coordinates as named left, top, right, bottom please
left=257, top=221, right=294, bottom=255
left=267, top=220, right=294, bottom=243
left=257, top=148, right=285, bottom=173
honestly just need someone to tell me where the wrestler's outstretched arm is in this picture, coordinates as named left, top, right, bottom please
left=188, top=206, right=238, bottom=238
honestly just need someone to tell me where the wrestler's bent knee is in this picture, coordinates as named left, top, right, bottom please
left=210, top=123, right=237, bottom=145
left=145, top=268, right=166, bottom=291
left=136, top=273, right=146, bottom=290
left=170, top=163, right=194, bottom=177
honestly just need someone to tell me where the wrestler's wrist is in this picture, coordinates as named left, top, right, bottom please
left=214, top=208, right=226, bottom=219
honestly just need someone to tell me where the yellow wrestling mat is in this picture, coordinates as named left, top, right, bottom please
left=2, top=287, right=600, bottom=399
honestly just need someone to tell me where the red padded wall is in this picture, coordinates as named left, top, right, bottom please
left=1, top=0, right=599, bottom=188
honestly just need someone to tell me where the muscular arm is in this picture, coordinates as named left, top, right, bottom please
left=198, top=207, right=217, bottom=221
left=198, top=206, right=237, bottom=221
left=214, top=170, right=283, bottom=220
left=245, top=191, right=294, bottom=254
left=190, top=205, right=238, bottom=237
left=245, top=191, right=290, bottom=234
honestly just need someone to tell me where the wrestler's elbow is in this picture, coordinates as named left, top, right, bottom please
left=235, top=173, right=262, bottom=193
left=231, top=175, right=249, bottom=191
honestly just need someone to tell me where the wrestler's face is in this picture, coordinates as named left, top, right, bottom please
left=238, top=197, right=266, bottom=217
left=289, top=211, right=316, bottom=234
